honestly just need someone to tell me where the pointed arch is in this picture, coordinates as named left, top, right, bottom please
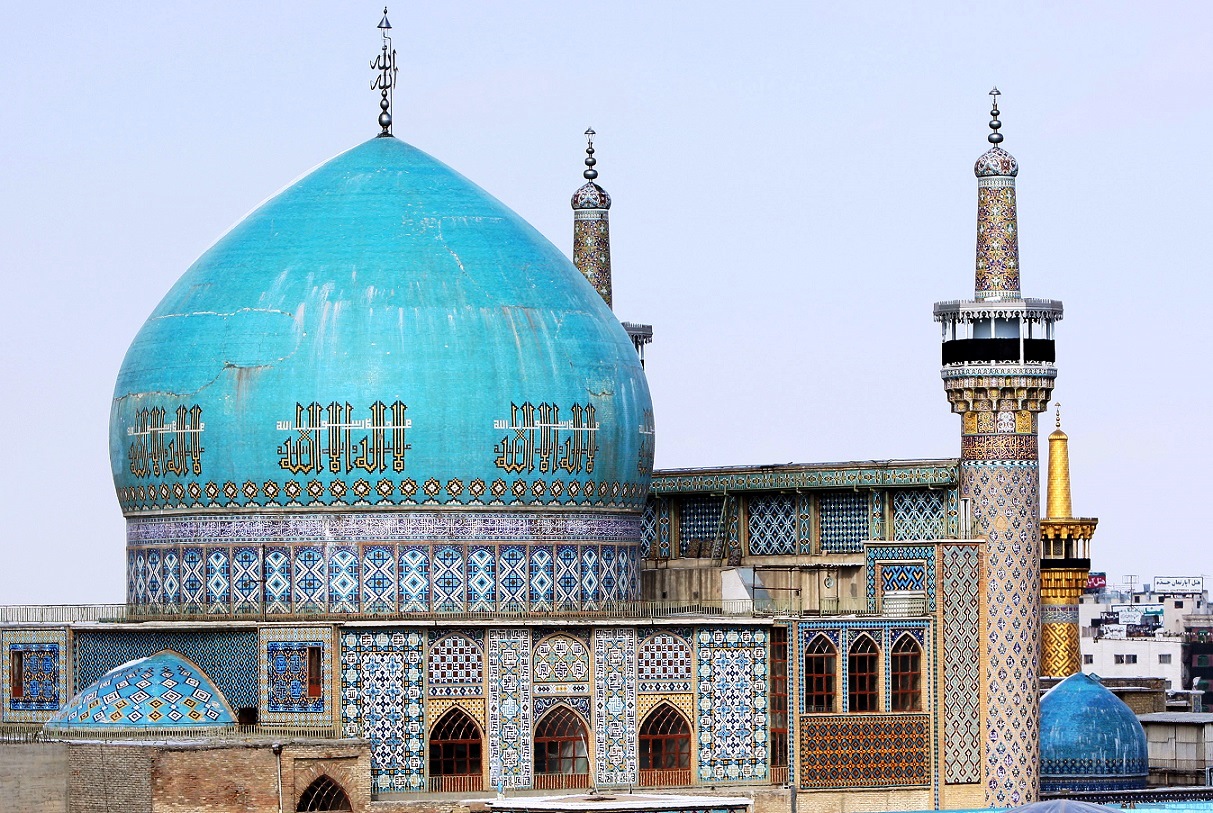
left=638, top=702, right=692, bottom=786
left=847, top=634, right=880, bottom=712
left=296, top=775, right=351, bottom=811
left=804, top=634, right=838, bottom=713
left=533, top=704, right=590, bottom=788
left=891, top=634, right=923, bottom=711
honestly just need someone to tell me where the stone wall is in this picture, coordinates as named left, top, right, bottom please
left=0, top=742, right=68, bottom=813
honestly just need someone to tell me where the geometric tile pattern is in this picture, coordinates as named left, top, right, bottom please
left=679, top=497, right=724, bottom=558
left=795, top=620, right=930, bottom=715
left=2, top=629, right=69, bottom=722
left=362, top=545, right=397, bottom=614
left=593, top=628, right=637, bottom=786
left=818, top=491, right=867, bottom=553
left=963, top=459, right=1041, bottom=807
left=695, top=627, right=768, bottom=782
left=892, top=489, right=947, bottom=540
left=940, top=544, right=982, bottom=784
left=260, top=626, right=334, bottom=726
left=637, top=692, right=695, bottom=727
left=637, top=632, right=693, bottom=693
left=865, top=545, right=937, bottom=613
left=533, top=635, right=590, bottom=692
left=1041, top=619, right=1080, bottom=681
left=650, top=463, right=957, bottom=495
left=427, top=632, right=484, bottom=697
left=641, top=501, right=657, bottom=559
left=747, top=495, right=796, bottom=556
left=797, top=494, right=814, bottom=554
left=868, top=490, right=885, bottom=543
left=339, top=630, right=427, bottom=792
left=799, top=714, right=930, bottom=789
left=535, top=695, right=591, bottom=722
left=656, top=499, right=672, bottom=560
left=73, top=629, right=258, bottom=710
left=487, top=629, right=533, bottom=788
left=879, top=564, right=927, bottom=593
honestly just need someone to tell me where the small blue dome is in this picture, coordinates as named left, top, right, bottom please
left=1040, top=673, right=1148, bottom=792
left=45, top=650, right=234, bottom=734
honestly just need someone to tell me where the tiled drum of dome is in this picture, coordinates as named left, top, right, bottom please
left=819, top=492, right=867, bottom=554
left=427, top=632, right=483, bottom=697
left=695, top=627, right=768, bottom=782
left=892, top=489, right=946, bottom=540
left=747, top=495, right=796, bottom=556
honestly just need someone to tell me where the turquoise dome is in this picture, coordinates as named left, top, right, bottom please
left=111, top=136, right=652, bottom=616
left=1040, top=673, right=1148, bottom=792
left=45, top=650, right=234, bottom=733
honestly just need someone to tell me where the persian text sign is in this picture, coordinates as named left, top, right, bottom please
left=1154, top=577, right=1204, bottom=594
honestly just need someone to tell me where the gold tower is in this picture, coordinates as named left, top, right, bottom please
left=1039, top=404, right=1098, bottom=677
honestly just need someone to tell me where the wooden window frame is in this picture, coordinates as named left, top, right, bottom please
left=847, top=635, right=880, bottom=712
left=890, top=635, right=922, bottom=712
left=804, top=635, right=837, bottom=713
left=306, top=645, right=323, bottom=698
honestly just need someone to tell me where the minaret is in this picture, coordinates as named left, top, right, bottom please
left=572, top=128, right=614, bottom=308
left=934, top=89, right=1063, bottom=807
left=1040, top=404, right=1098, bottom=677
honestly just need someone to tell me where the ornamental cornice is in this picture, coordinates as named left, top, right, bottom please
left=650, top=461, right=958, bottom=494
left=933, top=298, right=1063, bottom=323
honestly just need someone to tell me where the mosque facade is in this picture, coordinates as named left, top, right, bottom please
left=0, top=24, right=1104, bottom=813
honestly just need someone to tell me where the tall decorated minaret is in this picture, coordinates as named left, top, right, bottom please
left=934, top=89, right=1063, bottom=807
left=1040, top=405, right=1098, bottom=677
left=572, top=127, right=614, bottom=308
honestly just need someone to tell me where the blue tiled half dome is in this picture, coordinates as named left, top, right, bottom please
left=45, top=650, right=235, bottom=734
left=1039, top=672, right=1148, bottom=792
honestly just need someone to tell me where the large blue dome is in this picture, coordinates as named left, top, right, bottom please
left=1040, top=673, right=1148, bottom=792
left=111, top=136, right=653, bottom=617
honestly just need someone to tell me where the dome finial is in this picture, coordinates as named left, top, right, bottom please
left=583, top=127, right=598, bottom=180
left=371, top=7, right=398, bottom=137
left=988, top=86, right=1003, bottom=144
left=1055, top=401, right=1062, bottom=429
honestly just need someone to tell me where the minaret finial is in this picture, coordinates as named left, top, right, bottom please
left=1055, top=401, right=1062, bottom=429
left=583, top=128, right=598, bottom=180
left=371, top=7, right=398, bottom=137
left=988, top=87, right=1003, bottom=144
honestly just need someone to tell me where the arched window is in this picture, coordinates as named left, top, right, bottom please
left=297, top=775, right=351, bottom=811
left=429, top=707, right=483, bottom=791
left=804, top=635, right=837, bottom=713
left=638, top=703, right=691, bottom=786
left=848, top=635, right=879, bottom=712
left=891, top=635, right=922, bottom=711
left=534, top=705, right=589, bottom=788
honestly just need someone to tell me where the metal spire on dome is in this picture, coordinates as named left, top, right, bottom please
left=583, top=128, right=598, bottom=180
left=988, top=86, right=1003, bottom=144
left=371, top=8, right=398, bottom=137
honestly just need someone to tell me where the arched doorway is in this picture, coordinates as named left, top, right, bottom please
left=428, top=706, right=484, bottom=792
left=638, top=703, right=692, bottom=787
left=533, top=705, right=590, bottom=789
left=296, top=775, right=351, bottom=811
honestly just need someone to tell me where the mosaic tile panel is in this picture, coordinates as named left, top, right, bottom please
left=747, top=494, right=796, bottom=556
left=264, top=547, right=292, bottom=614
left=205, top=547, right=231, bottom=613
left=593, top=628, right=638, bottom=786
left=467, top=546, right=497, bottom=611
left=399, top=547, right=429, bottom=612
left=799, top=714, right=930, bottom=788
left=868, top=489, right=885, bottom=541
left=181, top=547, right=205, bottom=611
left=554, top=545, right=580, bottom=610
left=865, top=545, right=937, bottom=612
left=641, top=501, right=657, bottom=559
left=637, top=632, right=693, bottom=693
left=487, top=629, right=533, bottom=788
left=74, top=629, right=257, bottom=710
left=2, top=629, right=69, bottom=722
left=651, top=464, right=957, bottom=494
left=637, top=692, right=694, bottom=725
left=427, top=632, right=484, bottom=697
left=941, top=544, right=982, bottom=784
left=695, top=627, right=768, bottom=782
left=723, top=495, right=742, bottom=564
left=433, top=545, right=466, bottom=612
left=892, top=489, right=947, bottom=540
left=879, top=564, right=926, bottom=593
left=963, top=459, right=1040, bottom=806
left=529, top=546, right=554, bottom=610
left=340, top=630, right=426, bottom=792
left=581, top=546, right=600, bottom=609
left=535, top=695, right=591, bottom=721
left=797, top=493, right=814, bottom=554
left=679, top=496, right=723, bottom=557
left=818, top=491, right=867, bottom=553
left=293, top=546, right=326, bottom=613
left=656, top=499, right=672, bottom=559
left=260, top=626, right=333, bottom=726
left=427, top=697, right=486, bottom=732
left=499, top=545, right=527, bottom=609
left=533, top=635, right=590, bottom=692
left=362, top=545, right=397, bottom=613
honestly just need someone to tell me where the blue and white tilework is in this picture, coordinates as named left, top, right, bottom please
left=593, top=628, right=638, bottom=786
left=940, top=544, right=983, bottom=784
left=637, top=631, right=693, bottom=693
left=2, top=628, right=69, bottom=723
left=892, top=489, right=947, bottom=540
left=427, top=631, right=484, bottom=697
left=533, top=635, right=590, bottom=694
left=487, top=629, right=533, bottom=788
left=340, top=629, right=427, bottom=792
left=695, top=627, right=768, bottom=782
left=865, top=545, right=937, bottom=613
left=260, top=626, right=333, bottom=726
left=747, top=495, right=796, bottom=556
left=818, top=492, right=867, bottom=553
left=679, top=497, right=723, bottom=557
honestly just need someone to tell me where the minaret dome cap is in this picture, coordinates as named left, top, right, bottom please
left=975, top=146, right=1018, bottom=178
left=572, top=181, right=612, bottom=210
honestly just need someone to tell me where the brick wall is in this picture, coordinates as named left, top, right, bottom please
left=68, top=743, right=154, bottom=813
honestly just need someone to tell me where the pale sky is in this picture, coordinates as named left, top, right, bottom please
left=1, top=2, right=1210, bottom=603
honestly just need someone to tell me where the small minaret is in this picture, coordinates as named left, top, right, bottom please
left=571, top=128, right=614, bottom=308
left=934, top=89, right=1063, bottom=807
left=1040, top=404, right=1098, bottom=677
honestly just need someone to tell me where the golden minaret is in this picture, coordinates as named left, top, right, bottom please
left=1040, top=404, right=1099, bottom=677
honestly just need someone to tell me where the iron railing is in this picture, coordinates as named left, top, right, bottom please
left=0, top=605, right=128, bottom=624
left=428, top=774, right=485, bottom=793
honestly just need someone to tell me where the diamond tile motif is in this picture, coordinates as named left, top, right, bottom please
left=799, top=714, right=930, bottom=788
left=819, top=492, right=866, bottom=553
left=941, top=544, right=983, bottom=784
left=529, top=546, right=554, bottom=610
left=362, top=545, right=397, bottom=614
left=399, top=547, right=429, bottom=612
left=879, top=564, right=926, bottom=593
left=3, top=630, right=68, bottom=722
left=580, top=546, right=600, bottom=609
left=432, top=545, right=465, bottom=612
left=181, top=548, right=205, bottom=612
left=679, top=496, right=723, bottom=557
left=328, top=547, right=359, bottom=614
left=892, top=489, right=947, bottom=540
left=205, top=548, right=230, bottom=614
left=554, top=545, right=579, bottom=610
left=747, top=494, right=796, bottom=555
left=232, top=546, right=262, bottom=614
left=467, top=546, right=496, bottom=611
left=499, top=545, right=527, bottom=610
left=293, top=546, right=326, bottom=613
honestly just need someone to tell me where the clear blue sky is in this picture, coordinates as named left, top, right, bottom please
left=1, top=2, right=1210, bottom=602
